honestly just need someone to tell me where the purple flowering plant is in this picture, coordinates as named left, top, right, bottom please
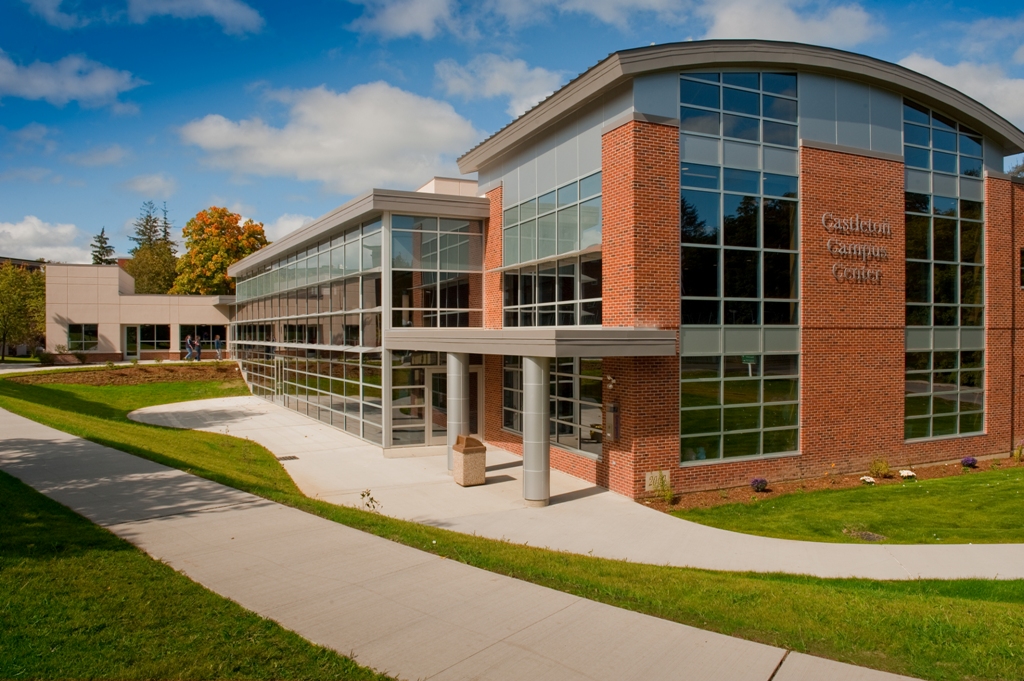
left=750, top=477, right=769, bottom=493
left=961, top=456, right=978, bottom=469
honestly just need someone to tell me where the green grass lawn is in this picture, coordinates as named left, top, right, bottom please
left=0, top=469, right=390, bottom=680
left=0, top=374, right=1023, bottom=681
left=0, top=356, right=40, bottom=364
left=674, top=469, right=1024, bottom=544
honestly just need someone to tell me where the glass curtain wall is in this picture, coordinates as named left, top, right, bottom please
left=502, top=356, right=603, bottom=459
left=678, top=70, right=801, bottom=462
left=903, top=99, right=985, bottom=439
left=502, top=173, right=603, bottom=326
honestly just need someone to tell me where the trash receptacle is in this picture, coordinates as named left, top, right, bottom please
left=453, top=435, right=486, bottom=487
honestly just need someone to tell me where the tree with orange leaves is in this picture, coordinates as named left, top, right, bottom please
left=170, top=207, right=267, bottom=295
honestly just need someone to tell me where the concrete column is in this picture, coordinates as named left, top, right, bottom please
left=446, top=352, right=470, bottom=471
left=522, top=355, right=550, bottom=506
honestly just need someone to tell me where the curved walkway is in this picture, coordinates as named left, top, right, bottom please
left=0, top=406, right=916, bottom=681
left=130, top=396, right=1024, bottom=581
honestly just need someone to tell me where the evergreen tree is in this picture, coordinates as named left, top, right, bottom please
left=122, top=241, right=178, bottom=294
left=129, top=201, right=163, bottom=254
left=90, top=228, right=116, bottom=265
left=160, top=202, right=173, bottom=243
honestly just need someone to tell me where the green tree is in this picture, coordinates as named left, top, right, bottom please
left=90, top=228, right=116, bottom=265
left=122, top=241, right=178, bottom=294
left=129, top=201, right=164, bottom=253
left=171, top=207, right=267, bottom=295
left=0, top=262, right=45, bottom=362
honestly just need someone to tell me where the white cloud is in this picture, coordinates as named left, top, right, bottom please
left=0, top=167, right=52, bottom=182
left=64, top=144, right=130, bottom=167
left=6, top=123, right=58, bottom=154
left=0, top=215, right=91, bottom=263
left=1014, top=44, right=1024, bottom=65
left=122, top=172, right=178, bottom=198
left=485, top=0, right=686, bottom=29
left=264, top=213, right=316, bottom=242
left=349, top=0, right=456, bottom=39
left=178, top=82, right=482, bottom=194
left=899, top=54, right=1024, bottom=128
left=697, top=0, right=880, bottom=47
left=436, top=54, right=565, bottom=117
left=20, top=0, right=85, bottom=28
left=0, top=49, right=144, bottom=109
left=127, top=0, right=265, bottom=35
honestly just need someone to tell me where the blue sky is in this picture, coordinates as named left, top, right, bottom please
left=2, top=0, right=1024, bottom=262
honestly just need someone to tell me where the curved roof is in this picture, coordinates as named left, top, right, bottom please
left=457, top=39, right=1024, bottom=173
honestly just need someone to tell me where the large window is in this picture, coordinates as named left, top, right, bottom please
left=67, top=324, right=98, bottom=351
left=680, top=71, right=799, bottom=326
left=140, top=324, right=171, bottom=350
left=502, top=356, right=603, bottom=459
left=180, top=325, right=227, bottom=349
left=391, top=216, right=483, bottom=328
left=903, top=99, right=985, bottom=440
left=502, top=254, right=602, bottom=327
left=680, top=354, right=799, bottom=462
left=503, top=172, right=601, bottom=267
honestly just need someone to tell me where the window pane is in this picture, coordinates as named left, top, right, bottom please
left=723, top=195, right=758, bottom=247
left=682, top=299, right=719, bottom=325
left=960, top=156, right=982, bottom=178
left=763, top=121, right=797, bottom=147
left=579, top=197, right=601, bottom=249
left=557, top=206, right=578, bottom=254
left=905, top=261, right=930, bottom=303
left=392, top=215, right=437, bottom=231
left=681, top=80, right=719, bottom=108
left=723, top=87, right=759, bottom=115
left=681, top=189, right=720, bottom=244
left=764, top=403, right=798, bottom=428
left=762, top=95, right=796, bottom=122
left=724, top=406, right=760, bottom=431
left=520, top=219, right=537, bottom=261
left=763, top=428, right=798, bottom=453
left=904, top=123, right=929, bottom=146
left=933, top=151, right=957, bottom=174
left=557, top=182, right=578, bottom=207
left=904, top=100, right=929, bottom=124
left=763, top=174, right=797, bottom=198
left=579, top=172, right=601, bottom=199
left=763, top=199, right=797, bottom=250
left=764, top=301, right=797, bottom=325
left=681, top=434, right=720, bottom=462
left=679, top=243, right=721, bottom=298
left=762, top=73, right=797, bottom=97
left=934, top=196, right=957, bottom=217
left=724, top=249, right=758, bottom=297
left=763, top=252, right=796, bottom=299
left=960, top=265, right=982, bottom=305
left=960, top=134, right=983, bottom=157
left=724, top=300, right=759, bottom=325
left=724, top=168, right=759, bottom=193
left=933, top=129, right=957, bottom=152
left=537, top=213, right=556, bottom=258
left=537, top=191, right=556, bottom=215
left=680, top=408, right=721, bottom=436
left=681, top=163, right=720, bottom=189
left=580, top=254, right=602, bottom=299
left=905, top=146, right=930, bottom=169
left=681, top=107, right=720, bottom=135
left=723, top=379, right=759, bottom=405
left=960, top=200, right=982, bottom=220
left=503, top=226, right=519, bottom=265
left=681, top=355, right=720, bottom=379
left=933, top=263, right=957, bottom=304
left=723, top=431, right=760, bottom=457
left=763, top=378, right=797, bottom=402
left=906, top=192, right=930, bottom=213
left=723, top=114, right=759, bottom=141
left=722, top=72, right=759, bottom=89
left=906, top=215, right=930, bottom=260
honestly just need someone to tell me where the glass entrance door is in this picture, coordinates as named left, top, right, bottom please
left=429, top=372, right=447, bottom=445
left=125, top=326, right=139, bottom=360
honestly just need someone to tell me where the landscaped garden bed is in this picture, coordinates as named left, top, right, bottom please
left=9, top=362, right=242, bottom=386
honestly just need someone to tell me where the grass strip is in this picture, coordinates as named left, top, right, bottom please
left=1, top=378, right=1022, bottom=681
left=674, top=469, right=1024, bottom=544
left=0, top=469, right=391, bottom=680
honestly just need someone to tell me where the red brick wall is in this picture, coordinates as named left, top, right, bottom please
left=1014, top=181, right=1024, bottom=446
left=484, top=186, right=503, bottom=330
left=602, top=120, right=681, bottom=329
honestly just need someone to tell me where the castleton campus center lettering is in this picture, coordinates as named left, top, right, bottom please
left=821, top=212, right=892, bottom=284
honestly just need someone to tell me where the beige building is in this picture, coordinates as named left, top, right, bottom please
left=46, top=264, right=233, bottom=361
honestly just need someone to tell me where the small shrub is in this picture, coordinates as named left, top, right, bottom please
left=651, top=471, right=674, bottom=504
left=36, top=351, right=54, bottom=365
left=72, top=352, right=87, bottom=364
left=105, top=361, right=115, bottom=369
left=750, top=477, right=768, bottom=493
left=899, top=469, right=917, bottom=480
left=869, top=459, right=892, bottom=478
left=860, top=476, right=876, bottom=485
left=130, top=358, right=139, bottom=367
left=961, top=456, right=978, bottom=469
left=1011, top=439, right=1023, bottom=463
left=154, top=356, right=164, bottom=364
left=53, top=344, right=68, bottom=354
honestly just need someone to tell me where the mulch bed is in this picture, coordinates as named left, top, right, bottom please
left=647, top=456, right=1024, bottom=513
left=7, top=363, right=243, bottom=386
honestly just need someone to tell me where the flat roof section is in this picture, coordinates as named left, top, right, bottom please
left=384, top=327, right=678, bottom=358
left=228, top=189, right=490, bottom=279
left=457, top=39, right=1024, bottom=173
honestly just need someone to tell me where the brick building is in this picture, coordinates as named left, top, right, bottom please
left=228, top=40, right=1024, bottom=504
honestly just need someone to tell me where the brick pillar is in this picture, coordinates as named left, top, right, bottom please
left=484, top=186, right=503, bottom=329
left=1015, top=181, right=1024, bottom=448
left=602, top=120, right=681, bottom=328
left=799, top=146, right=905, bottom=472
left=982, top=177, right=1015, bottom=455
left=598, top=119, right=681, bottom=498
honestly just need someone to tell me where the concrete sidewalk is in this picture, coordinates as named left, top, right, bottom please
left=131, top=395, right=1024, bottom=581
left=0, top=406, right=915, bottom=681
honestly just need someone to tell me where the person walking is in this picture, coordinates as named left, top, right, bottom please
left=184, top=335, right=194, bottom=361
left=194, top=335, right=203, bottom=362
left=214, top=334, right=223, bottom=361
